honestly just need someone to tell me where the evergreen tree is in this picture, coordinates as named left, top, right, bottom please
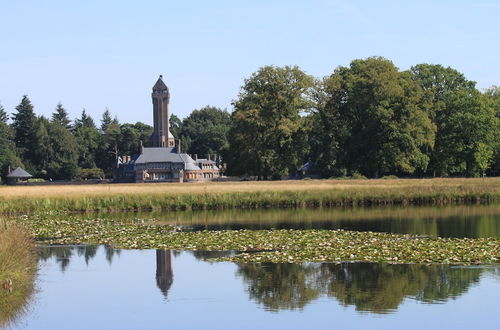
left=0, top=104, right=8, bottom=123
left=0, top=104, right=21, bottom=180
left=100, top=108, right=113, bottom=133
left=51, top=102, right=71, bottom=129
left=11, top=95, right=38, bottom=171
left=75, top=126, right=100, bottom=169
left=73, top=109, right=96, bottom=132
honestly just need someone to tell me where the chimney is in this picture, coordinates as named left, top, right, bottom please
left=140, top=140, right=144, bottom=153
left=177, top=139, right=182, bottom=154
left=194, top=154, right=198, bottom=160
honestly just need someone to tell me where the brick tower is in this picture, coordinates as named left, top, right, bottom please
left=151, top=75, right=175, bottom=147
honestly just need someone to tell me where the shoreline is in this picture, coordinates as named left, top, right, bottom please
left=0, top=177, right=499, bottom=214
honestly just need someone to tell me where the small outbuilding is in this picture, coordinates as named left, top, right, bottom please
left=6, top=167, right=32, bottom=185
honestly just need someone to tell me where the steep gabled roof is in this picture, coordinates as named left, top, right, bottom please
left=7, top=167, right=32, bottom=178
left=153, top=75, right=169, bottom=91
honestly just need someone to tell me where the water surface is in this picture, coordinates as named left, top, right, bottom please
left=11, top=245, right=499, bottom=329
left=66, top=204, right=500, bottom=238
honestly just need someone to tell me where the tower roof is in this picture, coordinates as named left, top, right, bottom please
left=153, top=75, right=169, bottom=91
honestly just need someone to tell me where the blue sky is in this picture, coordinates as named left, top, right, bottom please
left=0, top=0, right=498, bottom=124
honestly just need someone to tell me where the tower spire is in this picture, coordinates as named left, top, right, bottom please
left=150, top=74, right=174, bottom=148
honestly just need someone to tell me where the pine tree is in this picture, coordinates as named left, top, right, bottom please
left=100, top=108, right=113, bottom=132
left=51, top=102, right=72, bottom=130
left=73, top=109, right=96, bottom=131
left=11, top=95, right=38, bottom=168
left=0, top=104, right=8, bottom=123
left=0, top=104, right=21, bottom=179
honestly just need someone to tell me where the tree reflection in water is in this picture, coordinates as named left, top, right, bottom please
left=37, top=246, right=496, bottom=314
left=237, top=262, right=486, bottom=313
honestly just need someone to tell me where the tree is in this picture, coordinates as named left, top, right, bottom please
left=0, top=104, right=21, bottom=180
left=75, top=126, right=100, bottom=169
left=73, top=110, right=100, bottom=169
left=227, top=65, right=315, bottom=178
left=169, top=114, right=182, bottom=140
left=483, top=86, right=500, bottom=176
left=96, top=119, right=121, bottom=177
left=51, top=102, right=71, bottom=130
left=11, top=95, right=39, bottom=171
left=100, top=108, right=113, bottom=133
left=410, top=63, right=493, bottom=176
left=178, top=106, right=231, bottom=157
left=317, top=57, right=435, bottom=177
left=434, top=89, right=497, bottom=176
left=73, top=109, right=96, bottom=132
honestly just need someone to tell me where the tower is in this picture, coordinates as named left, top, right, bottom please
left=151, top=75, right=175, bottom=147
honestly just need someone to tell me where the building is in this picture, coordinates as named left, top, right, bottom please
left=114, top=75, right=220, bottom=183
left=6, top=167, right=33, bottom=185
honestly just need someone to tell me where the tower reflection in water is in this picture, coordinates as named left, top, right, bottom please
left=156, top=250, right=173, bottom=297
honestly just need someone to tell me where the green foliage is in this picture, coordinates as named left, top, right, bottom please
left=51, top=102, right=71, bottom=130
left=0, top=105, right=22, bottom=180
left=316, top=57, right=435, bottom=178
left=79, top=167, right=105, bottom=180
left=11, top=96, right=38, bottom=171
left=27, top=178, right=45, bottom=183
left=33, top=118, right=79, bottom=180
left=410, top=64, right=498, bottom=177
left=15, top=213, right=500, bottom=265
left=228, top=65, right=315, bottom=177
left=75, top=126, right=100, bottom=168
left=72, top=109, right=96, bottom=131
left=483, top=86, right=500, bottom=176
left=177, top=106, right=231, bottom=157
left=169, top=114, right=182, bottom=140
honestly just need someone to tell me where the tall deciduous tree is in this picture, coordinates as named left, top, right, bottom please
left=317, top=57, right=435, bottom=178
left=178, top=106, right=231, bottom=157
left=483, top=86, right=500, bottom=176
left=228, top=65, right=315, bottom=178
left=411, top=64, right=497, bottom=176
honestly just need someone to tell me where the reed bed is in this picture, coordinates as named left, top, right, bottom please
left=0, top=218, right=37, bottom=328
left=0, top=178, right=499, bottom=214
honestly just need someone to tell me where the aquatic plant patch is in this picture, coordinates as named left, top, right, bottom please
left=13, top=214, right=500, bottom=265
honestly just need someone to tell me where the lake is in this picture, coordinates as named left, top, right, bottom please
left=6, top=205, right=500, bottom=329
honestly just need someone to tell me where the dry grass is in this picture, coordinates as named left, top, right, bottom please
left=0, top=219, right=37, bottom=328
left=0, top=177, right=499, bottom=199
left=0, top=178, right=499, bottom=214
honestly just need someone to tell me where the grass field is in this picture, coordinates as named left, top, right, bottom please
left=0, top=177, right=499, bottom=214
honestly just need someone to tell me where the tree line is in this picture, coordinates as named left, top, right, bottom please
left=1, top=56, right=498, bottom=181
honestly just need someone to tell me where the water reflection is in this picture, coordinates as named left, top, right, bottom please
left=237, top=263, right=486, bottom=313
left=156, top=250, right=173, bottom=297
left=56, top=204, right=500, bottom=238
left=38, top=245, right=121, bottom=272
left=37, top=245, right=498, bottom=314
